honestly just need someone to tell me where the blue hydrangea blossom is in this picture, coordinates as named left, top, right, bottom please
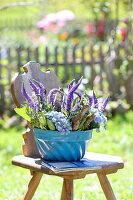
left=91, top=108, right=107, bottom=132
left=46, top=111, right=72, bottom=134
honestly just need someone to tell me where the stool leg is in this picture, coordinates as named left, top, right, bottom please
left=22, top=171, right=43, bottom=200
left=61, top=179, right=74, bottom=200
left=97, top=174, right=116, bottom=200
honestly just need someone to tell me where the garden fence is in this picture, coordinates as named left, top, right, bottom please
left=0, top=18, right=119, bottom=33
left=0, top=40, right=131, bottom=116
left=0, top=18, right=35, bottom=30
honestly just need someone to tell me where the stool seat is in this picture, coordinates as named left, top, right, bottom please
left=12, top=152, right=124, bottom=178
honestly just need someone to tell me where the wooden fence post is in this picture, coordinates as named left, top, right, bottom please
left=90, top=44, right=95, bottom=90
left=35, top=46, right=39, bottom=63
left=7, top=47, right=12, bottom=85
left=64, top=45, right=69, bottom=82
left=16, top=46, right=21, bottom=73
left=72, top=44, right=76, bottom=79
left=81, top=45, right=85, bottom=77
left=45, top=46, right=49, bottom=69
left=106, top=39, right=121, bottom=100
left=99, top=43, right=104, bottom=92
left=54, top=46, right=58, bottom=75
left=0, top=84, right=5, bottom=115
left=0, top=47, right=2, bottom=80
left=0, top=47, right=5, bottom=115
left=27, top=46, right=31, bottom=61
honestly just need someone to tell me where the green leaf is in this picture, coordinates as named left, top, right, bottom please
left=14, top=107, right=31, bottom=122
left=39, top=112, right=47, bottom=126
left=47, top=119, right=55, bottom=130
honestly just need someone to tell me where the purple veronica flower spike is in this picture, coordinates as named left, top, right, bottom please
left=93, top=91, right=98, bottom=108
left=68, top=79, right=75, bottom=101
left=68, top=79, right=75, bottom=91
left=62, top=100, right=66, bottom=110
left=34, top=102, right=39, bottom=113
left=29, top=80, right=39, bottom=97
left=72, top=91, right=82, bottom=111
left=88, top=96, right=93, bottom=106
left=84, top=96, right=93, bottom=115
left=66, top=77, right=82, bottom=115
left=32, top=79, right=46, bottom=102
left=100, top=96, right=110, bottom=112
left=22, top=83, right=35, bottom=109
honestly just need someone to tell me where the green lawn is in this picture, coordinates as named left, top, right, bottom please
left=0, top=111, right=133, bottom=200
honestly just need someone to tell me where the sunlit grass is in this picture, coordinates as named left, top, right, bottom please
left=0, top=111, right=133, bottom=199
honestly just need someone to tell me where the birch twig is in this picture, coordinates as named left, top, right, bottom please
left=72, top=105, right=89, bottom=131
left=83, top=114, right=95, bottom=130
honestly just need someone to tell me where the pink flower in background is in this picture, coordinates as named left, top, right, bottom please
left=30, top=31, right=37, bottom=37
left=56, top=10, right=75, bottom=27
left=87, top=22, right=93, bottom=36
left=37, top=13, right=57, bottom=29
left=37, top=10, right=75, bottom=30
left=123, top=18, right=129, bottom=24
left=31, top=38, right=38, bottom=45
left=37, top=20, right=46, bottom=29
left=30, top=31, right=38, bottom=45
left=49, top=24, right=59, bottom=33
left=38, top=36, right=46, bottom=44
left=120, top=28, right=127, bottom=38
left=97, top=20, right=104, bottom=37
left=116, top=19, right=128, bottom=40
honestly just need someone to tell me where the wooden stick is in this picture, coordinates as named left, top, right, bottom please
left=72, top=105, right=89, bottom=131
left=83, top=114, right=95, bottom=130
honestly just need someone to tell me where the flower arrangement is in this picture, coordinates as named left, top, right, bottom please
left=15, top=77, right=109, bottom=134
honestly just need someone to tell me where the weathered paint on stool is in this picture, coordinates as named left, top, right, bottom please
left=34, top=128, right=92, bottom=161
